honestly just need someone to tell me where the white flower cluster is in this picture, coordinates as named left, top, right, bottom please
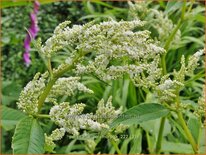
left=77, top=56, right=162, bottom=88
left=17, top=74, right=92, bottom=114
left=44, top=128, right=65, bottom=153
left=128, top=1, right=148, bottom=20
left=40, top=21, right=72, bottom=58
left=17, top=72, right=48, bottom=115
left=196, top=96, right=205, bottom=117
left=49, top=97, right=124, bottom=137
left=47, top=77, right=93, bottom=102
left=75, top=20, right=148, bottom=57
left=49, top=102, right=108, bottom=136
left=41, top=20, right=153, bottom=57
left=95, top=97, right=122, bottom=123
left=40, top=20, right=96, bottom=58
left=150, top=9, right=181, bottom=45
left=48, top=19, right=163, bottom=88
left=156, top=49, right=204, bottom=102
left=186, top=49, right=204, bottom=74
left=38, top=19, right=165, bottom=89
left=156, top=78, right=184, bottom=102
left=173, top=55, right=187, bottom=83
left=173, top=49, right=204, bottom=83
left=77, top=21, right=164, bottom=87
left=40, top=19, right=165, bottom=59
left=194, top=86, right=205, bottom=118
left=128, top=1, right=181, bottom=46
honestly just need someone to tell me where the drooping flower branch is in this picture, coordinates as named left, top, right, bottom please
left=23, top=0, right=40, bottom=66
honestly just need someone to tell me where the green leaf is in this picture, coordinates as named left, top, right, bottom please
left=127, top=81, right=138, bottom=108
left=12, top=117, right=45, bottom=154
left=199, top=127, right=205, bottom=147
left=140, top=118, right=171, bottom=137
left=86, top=1, right=95, bottom=14
left=161, top=140, right=193, bottom=153
left=2, top=81, right=22, bottom=105
left=165, top=1, right=183, bottom=14
left=168, top=117, right=187, bottom=141
left=200, top=146, right=206, bottom=154
left=129, top=128, right=142, bottom=154
left=182, top=36, right=204, bottom=47
left=65, top=139, right=77, bottom=153
left=1, top=106, right=26, bottom=131
left=194, top=14, right=205, bottom=23
left=120, top=139, right=130, bottom=154
left=110, top=103, right=170, bottom=127
left=146, top=131, right=156, bottom=153
left=188, top=117, right=201, bottom=144
left=121, top=79, right=130, bottom=107
left=79, top=14, right=115, bottom=21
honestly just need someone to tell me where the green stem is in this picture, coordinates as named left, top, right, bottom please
left=37, top=78, right=57, bottom=113
left=175, top=93, right=198, bottom=153
left=146, top=132, right=153, bottom=153
left=155, top=1, right=187, bottom=153
left=184, top=70, right=205, bottom=85
left=164, top=0, right=187, bottom=51
left=155, top=117, right=166, bottom=154
left=37, top=53, right=82, bottom=113
left=181, top=0, right=187, bottom=21
left=164, top=19, right=182, bottom=51
left=187, top=0, right=194, bottom=14
left=110, top=140, right=122, bottom=154
left=161, top=0, right=186, bottom=74
left=47, top=58, right=53, bottom=77
left=35, top=114, right=50, bottom=118
left=161, top=54, right=167, bottom=75
left=177, top=111, right=198, bottom=153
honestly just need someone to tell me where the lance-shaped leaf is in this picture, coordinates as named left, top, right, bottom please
left=110, top=103, right=170, bottom=128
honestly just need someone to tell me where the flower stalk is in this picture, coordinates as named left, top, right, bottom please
left=177, top=111, right=198, bottom=153
left=155, top=1, right=194, bottom=153
left=155, top=117, right=166, bottom=154
left=37, top=53, right=82, bottom=113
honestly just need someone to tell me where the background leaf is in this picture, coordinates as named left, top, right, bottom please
left=12, top=117, right=45, bottom=154
left=188, top=117, right=201, bottom=144
left=161, top=140, right=193, bottom=153
left=129, top=128, right=142, bottom=154
left=2, top=81, right=22, bottom=105
left=1, top=105, right=26, bottom=131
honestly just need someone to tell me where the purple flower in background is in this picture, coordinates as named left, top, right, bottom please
left=23, top=0, right=40, bottom=66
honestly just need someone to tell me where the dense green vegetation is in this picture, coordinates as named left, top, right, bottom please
left=1, top=1, right=205, bottom=154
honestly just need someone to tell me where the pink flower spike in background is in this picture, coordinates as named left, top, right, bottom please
left=23, top=0, right=40, bottom=66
